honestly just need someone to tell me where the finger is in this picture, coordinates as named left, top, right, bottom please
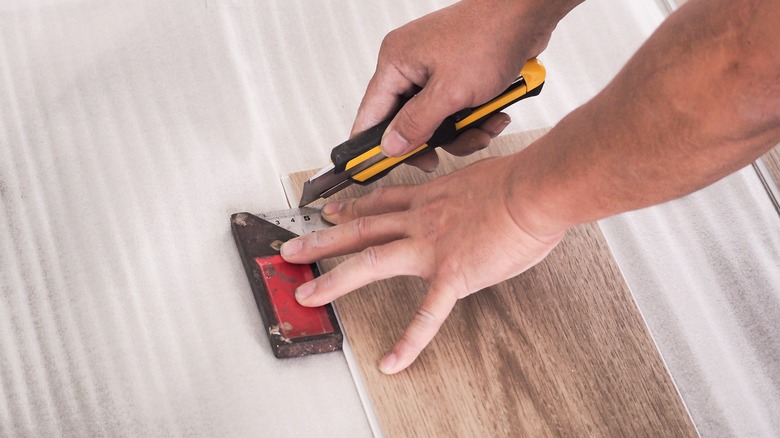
left=351, top=65, right=417, bottom=137
left=378, top=279, right=458, bottom=374
left=404, top=149, right=439, bottom=172
left=381, top=78, right=472, bottom=157
left=441, top=128, right=493, bottom=158
left=280, top=212, right=407, bottom=264
left=478, top=112, right=512, bottom=139
left=295, top=238, right=429, bottom=307
left=322, top=185, right=415, bottom=224
left=441, top=113, right=510, bottom=157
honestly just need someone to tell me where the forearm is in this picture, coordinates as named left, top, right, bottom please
left=507, top=0, right=780, bottom=236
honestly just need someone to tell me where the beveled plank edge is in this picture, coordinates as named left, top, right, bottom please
left=756, top=146, right=780, bottom=218
left=332, top=306, right=384, bottom=438
left=595, top=222, right=700, bottom=435
left=279, top=173, right=383, bottom=438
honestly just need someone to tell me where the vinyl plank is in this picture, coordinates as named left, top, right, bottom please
left=762, top=145, right=780, bottom=193
left=289, top=129, right=696, bottom=436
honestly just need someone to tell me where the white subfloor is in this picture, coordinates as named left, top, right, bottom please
left=1, top=0, right=778, bottom=436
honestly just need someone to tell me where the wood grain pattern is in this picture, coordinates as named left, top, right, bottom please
left=763, top=145, right=780, bottom=191
left=290, top=129, right=696, bottom=437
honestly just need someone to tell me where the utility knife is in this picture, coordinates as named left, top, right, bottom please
left=298, top=58, right=546, bottom=207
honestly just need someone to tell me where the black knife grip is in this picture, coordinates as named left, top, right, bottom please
left=350, top=117, right=460, bottom=185
left=330, top=111, right=464, bottom=174
left=331, top=119, right=390, bottom=174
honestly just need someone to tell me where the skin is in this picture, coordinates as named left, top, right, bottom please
left=359, top=0, right=583, bottom=170
left=282, top=0, right=780, bottom=374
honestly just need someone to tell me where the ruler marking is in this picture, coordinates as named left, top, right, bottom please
left=260, top=207, right=330, bottom=235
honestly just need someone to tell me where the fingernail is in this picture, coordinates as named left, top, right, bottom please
left=488, top=119, right=511, bottom=138
left=280, top=238, right=302, bottom=257
left=322, top=202, right=342, bottom=216
left=295, top=281, right=316, bottom=301
left=381, top=130, right=410, bottom=156
left=379, top=352, right=397, bottom=374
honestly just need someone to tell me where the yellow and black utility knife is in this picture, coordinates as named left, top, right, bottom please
left=298, top=58, right=546, bottom=207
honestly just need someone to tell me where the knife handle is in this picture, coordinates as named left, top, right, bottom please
left=330, top=58, right=546, bottom=185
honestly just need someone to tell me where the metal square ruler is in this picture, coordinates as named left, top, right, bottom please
left=257, top=206, right=331, bottom=235
left=231, top=206, right=337, bottom=358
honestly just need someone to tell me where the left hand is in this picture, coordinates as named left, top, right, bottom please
left=280, top=155, right=565, bottom=374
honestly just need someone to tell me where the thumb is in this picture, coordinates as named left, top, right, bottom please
left=381, top=80, right=471, bottom=156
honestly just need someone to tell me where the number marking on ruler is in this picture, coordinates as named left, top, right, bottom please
left=259, top=207, right=331, bottom=235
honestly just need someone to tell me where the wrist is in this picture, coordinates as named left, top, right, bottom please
left=499, top=150, right=571, bottom=242
left=508, top=0, right=585, bottom=28
left=460, top=0, right=583, bottom=60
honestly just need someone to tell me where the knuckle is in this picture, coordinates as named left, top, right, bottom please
left=304, top=230, right=320, bottom=249
left=317, top=271, right=333, bottom=290
left=442, top=85, right=473, bottom=110
left=378, top=30, right=407, bottom=61
left=447, top=134, right=490, bottom=158
left=468, top=133, right=491, bottom=151
left=380, top=29, right=400, bottom=49
left=397, top=102, right=428, bottom=139
left=360, top=246, right=381, bottom=271
left=422, top=225, right=439, bottom=241
left=474, top=138, right=490, bottom=151
left=369, top=186, right=388, bottom=202
left=351, top=216, right=373, bottom=241
left=340, top=199, right=358, bottom=220
left=439, top=264, right=471, bottom=298
left=413, top=306, right=442, bottom=329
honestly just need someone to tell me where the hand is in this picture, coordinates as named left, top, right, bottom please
left=280, top=156, right=565, bottom=374
left=353, top=0, right=567, bottom=171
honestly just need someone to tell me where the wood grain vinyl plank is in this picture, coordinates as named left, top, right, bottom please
left=290, top=129, right=696, bottom=437
left=762, top=145, right=780, bottom=192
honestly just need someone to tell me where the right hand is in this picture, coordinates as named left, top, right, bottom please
left=282, top=155, right=566, bottom=374
left=353, top=0, right=564, bottom=171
